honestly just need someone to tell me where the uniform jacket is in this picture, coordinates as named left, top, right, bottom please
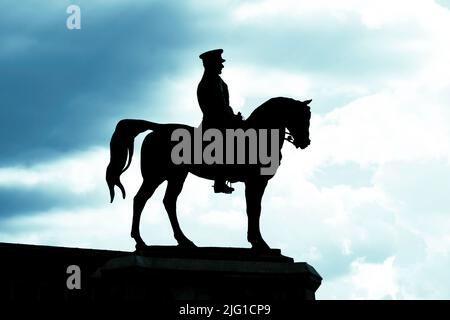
left=197, top=72, right=234, bottom=126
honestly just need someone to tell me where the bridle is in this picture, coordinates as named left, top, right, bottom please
left=284, top=99, right=311, bottom=147
left=284, top=130, right=296, bottom=146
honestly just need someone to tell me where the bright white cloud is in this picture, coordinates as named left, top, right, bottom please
left=234, top=0, right=449, bottom=30
left=198, top=210, right=246, bottom=231
left=351, top=256, right=399, bottom=299
left=322, top=256, right=399, bottom=299
left=225, top=66, right=311, bottom=109
left=311, top=90, right=450, bottom=166
left=0, top=147, right=109, bottom=194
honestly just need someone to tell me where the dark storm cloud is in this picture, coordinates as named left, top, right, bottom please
left=0, top=0, right=225, bottom=220
left=0, top=1, right=201, bottom=166
left=0, top=186, right=101, bottom=219
left=0, top=1, right=424, bottom=167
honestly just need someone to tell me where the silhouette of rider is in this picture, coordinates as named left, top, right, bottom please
left=197, top=49, right=241, bottom=194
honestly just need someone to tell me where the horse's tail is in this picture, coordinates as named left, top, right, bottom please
left=106, top=119, right=161, bottom=203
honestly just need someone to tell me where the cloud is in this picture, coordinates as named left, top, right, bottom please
left=0, top=147, right=109, bottom=218
left=322, top=256, right=399, bottom=299
left=310, top=91, right=450, bottom=167
left=1, top=202, right=140, bottom=250
left=198, top=209, right=247, bottom=231
left=0, top=147, right=107, bottom=193
left=233, top=0, right=446, bottom=30
left=0, top=0, right=202, bottom=165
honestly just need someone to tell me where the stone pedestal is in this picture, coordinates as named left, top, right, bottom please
left=93, top=246, right=322, bottom=301
left=0, top=242, right=321, bottom=304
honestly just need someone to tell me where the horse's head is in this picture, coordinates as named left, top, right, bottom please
left=286, top=99, right=311, bottom=149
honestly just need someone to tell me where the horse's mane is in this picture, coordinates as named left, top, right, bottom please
left=246, top=97, right=309, bottom=124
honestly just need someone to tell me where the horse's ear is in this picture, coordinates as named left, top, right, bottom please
left=303, top=99, right=312, bottom=105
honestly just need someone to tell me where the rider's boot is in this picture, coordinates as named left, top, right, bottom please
left=213, top=179, right=234, bottom=194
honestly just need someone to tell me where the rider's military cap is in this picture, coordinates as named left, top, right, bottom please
left=199, top=49, right=225, bottom=62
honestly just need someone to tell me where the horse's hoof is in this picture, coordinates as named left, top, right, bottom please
left=251, top=241, right=271, bottom=252
left=177, top=240, right=197, bottom=249
left=135, top=242, right=150, bottom=251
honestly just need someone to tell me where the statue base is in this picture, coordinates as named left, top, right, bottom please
left=0, top=242, right=321, bottom=304
left=93, top=246, right=322, bottom=301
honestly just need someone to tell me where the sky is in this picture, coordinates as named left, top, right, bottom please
left=1, top=0, right=450, bottom=299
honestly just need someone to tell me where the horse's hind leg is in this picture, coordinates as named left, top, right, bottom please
left=163, top=172, right=196, bottom=248
left=245, top=178, right=270, bottom=251
left=131, top=178, right=163, bottom=249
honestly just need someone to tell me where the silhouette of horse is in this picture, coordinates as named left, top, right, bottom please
left=106, top=97, right=311, bottom=251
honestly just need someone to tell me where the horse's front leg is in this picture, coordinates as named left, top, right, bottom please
left=245, top=178, right=269, bottom=251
